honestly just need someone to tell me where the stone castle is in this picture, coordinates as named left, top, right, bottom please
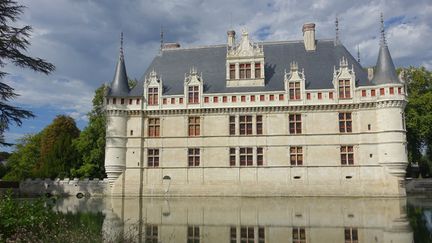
left=104, top=17, right=408, bottom=197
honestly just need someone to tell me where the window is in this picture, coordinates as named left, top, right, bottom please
left=361, top=90, right=366, bottom=97
left=318, top=92, right=322, bottom=99
left=257, top=147, right=263, bottom=166
left=129, top=99, right=132, bottom=105
left=163, top=98, right=167, bottom=104
left=255, top=63, right=261, bottom=78
left=136, top=98, right=140, bottom=105
left=269, top=94, right=274, bottom=101
left=148, top=87, right=158, bottom=105
left=171, top=98, right=175, bottom=104
left=113, top=98, right=116, bottom=104
left=250, top=95, right=255, bottom=102
left=306, top=93, right=311, bottom=100
left=339, top=112, right=352, bottom=133
left=179, top=98, right=183, bottom=104
left=188, top=226, right=200, bottom=243
left=239, top=147, right=253, bottom=166
left=188, top=148, right=200, bottom=166
left=380, top=88, right=385, bottom=95
left=148, top=118, right=160, bottom=137
left=256, top=115, right=263, bottom=135
left=147, top=149, right=159, bottom=167
left=230, top=227, right=264, bottom=243
left=239, top=115, right=253, bottom=135
left=345, top=228, right=358, bottom=243
left=230, top=64, right=235, bottom=79
left=339, top=80, right=351, bottom=99
left=293, top=228, right=306, bottom=243
left=260, top=95, right=265, bottom=101
left=241, top=95, right=246, bottom=102
left=289, top=82, right=301, bottom=100
left=232, top=96, right=237, bottom=102
left=230, top=148, right=236, bottom=166
left=279, top=94, right=284, bottom=101
left=371, top=89, right=376, bottom=96
left=188, top=85, right=199, bottom=104
left=145, top=225, right=158, bottom=243
left=398, top=87, right=402, bottom=94
left=290, top=146, right=303, bottom=166
left=130, top=130, right=133, bottom=136
left=390, top=87, right=394, bottom=94
left=223, top=96, right=228, bottom=103
left=121, top=98, right=124, bottom=104
left=188, top=117, right=200, bottom=136
left=204, top=97, right=209, bottom=103
left=329, top=92, right=333, bottom=99
left=289, top=114, right=302, bottom=134
left=213, top=97, right=218, bottom=103
left=229, top=116, right=236, bottom=135
left=239, top=63, right=251, bottom=79
left=341, top=146, right=354, bottom=165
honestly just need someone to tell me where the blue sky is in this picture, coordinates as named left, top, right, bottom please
left=2, top=0, right=432, bottom=151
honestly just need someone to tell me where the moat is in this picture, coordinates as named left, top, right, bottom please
left=48, top=196, right=432, bottom=242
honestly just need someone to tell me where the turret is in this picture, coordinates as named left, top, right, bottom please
left=105, top=33, right=129, bottom=186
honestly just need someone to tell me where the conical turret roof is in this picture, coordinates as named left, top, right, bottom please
left=371, top=14, right=400, bottom=85
left=108, top=33, right=129, bottom=96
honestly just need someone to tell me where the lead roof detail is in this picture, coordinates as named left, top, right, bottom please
left=128, top=40, right=369, bottom=97
left=108, top=33, right=130, bottom=97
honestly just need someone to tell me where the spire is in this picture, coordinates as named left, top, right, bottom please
left=334, top=16, right=340, bottom=45
left=357, top=45, right=360, bottom=63
left=380, top=12, right=386, bottom=46
left=110, top=32, right=130, bottom=96
left=371, top=13, right=399, bottom=85
left=160, top=25, right=164, bottom=53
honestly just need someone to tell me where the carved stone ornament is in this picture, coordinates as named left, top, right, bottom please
left=227, top=30, right=264, bottom=58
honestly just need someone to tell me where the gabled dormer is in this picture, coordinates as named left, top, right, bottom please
left=184, top=67, right=204, bottom=104
left=284, top=61, right=305, bottom=100
left=144, top=69, right=162, bottom=106
left=226, top=30, right=265, bottom=87
left=333, top=56, right=356, bottom=100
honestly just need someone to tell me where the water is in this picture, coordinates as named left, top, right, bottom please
left=52, top=196, right=432, bottom=243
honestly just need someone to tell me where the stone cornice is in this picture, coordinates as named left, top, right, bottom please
left=104, top=99, right=406, bottom=116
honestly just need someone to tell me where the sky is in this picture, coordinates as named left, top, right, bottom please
left=2, top=0, right=432, bottom=151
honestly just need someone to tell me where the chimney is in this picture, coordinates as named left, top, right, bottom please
left=368, top=67, right=374, bottom=81
left=162, top=42, right=181, bottom=49
left=302, top=23, right=316, bottom=51
left=227, top=30, right=236, bottom=48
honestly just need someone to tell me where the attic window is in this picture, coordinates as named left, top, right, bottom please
left=148, top=87, right=158, bottom=105
left=239, top=63, right=251, bottom=79
left=188, top=86, right=199, bottom=104
left=338, top=80, right=351, bottom=99
left=255, top=63, right=261, bottom=78
left=229, top=64, right=235, bottom=79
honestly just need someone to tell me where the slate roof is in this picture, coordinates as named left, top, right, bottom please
left=371, top=44, right=400, bottom=85
left=108, top=52, right=130, bottom=96
left=125, top=39, right=370, bottom=97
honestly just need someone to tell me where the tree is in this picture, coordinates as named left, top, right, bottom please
left=72, top=85, right=106, bottom=178
left=2, top=133, right=41, bottom=180
left=402, top=67, right=432, bottom=175
left=33, top=115, right=80, bottom=178
left=0, top=0, right=55, bottom=146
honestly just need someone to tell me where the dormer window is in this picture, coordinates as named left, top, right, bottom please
left=188, top=86, right=199, bottom=104
left=289, top=82, right=301, bottom=100
left=338, top=80, right=351, bottom=99
left=226, top=30, right=265, bottom=87
left=148, top=87, right=159, bottom=105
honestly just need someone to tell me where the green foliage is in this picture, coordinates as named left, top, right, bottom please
left=0, top=0, right=55, bottom=146
left=2, top=134, right=41, bottom=180
left=72, top=85, right=106, bottom=178
left=407, top=204, right=432, bottom=242
left=34, top=115, right=80, bottom=178
left=0, top=193, right=107, bottom=243
left=402, top=67, right=432, bottom=171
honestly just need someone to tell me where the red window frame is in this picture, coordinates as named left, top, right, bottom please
left=289, top=114, right=302, bottom=134
left=148, top=87, right=158, bottom=105
left=341, top=146, right=354, bottom=165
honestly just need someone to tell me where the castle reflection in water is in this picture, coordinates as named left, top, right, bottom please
left=53, top=196, right=413, bottom=243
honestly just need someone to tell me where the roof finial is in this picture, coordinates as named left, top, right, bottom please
left=160, top=25, right=164, bottom=53
left=380, top=12, right=387, bottom=46
left=120, top=32, right=124, bottom=57
left=335, top=16, right=340, bottom=45
left=357, top=45, right=360, bottom=63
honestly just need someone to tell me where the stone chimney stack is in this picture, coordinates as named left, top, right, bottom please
left=302, top=23, right=316, bottom=51
left=227, top=30, right=236, bottom=48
